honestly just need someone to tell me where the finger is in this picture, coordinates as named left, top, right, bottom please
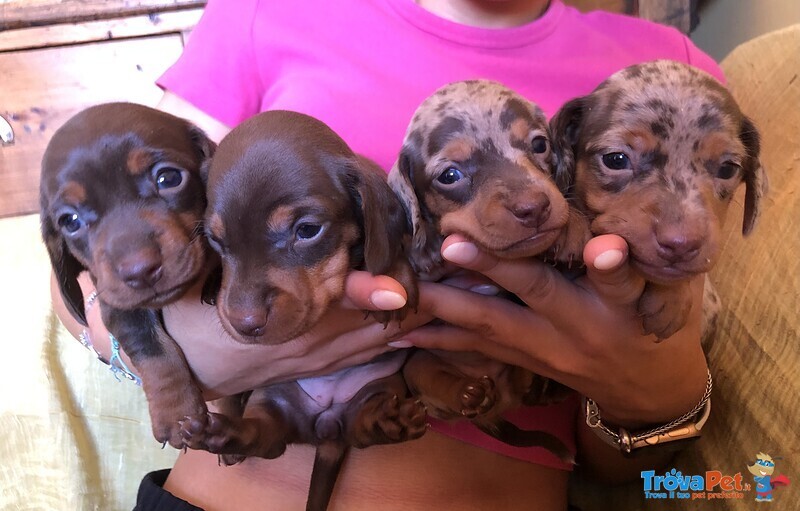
left=397, top=324, right=549, bottom=376
left=439, top=234, right=578, bottom=316
left=342, top=271, right=408, bottom=311
left=414, top=281, right=561, bottom=354
left=582, top=235, right=645, bottom=305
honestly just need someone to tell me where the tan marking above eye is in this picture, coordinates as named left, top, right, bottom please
left=593, top=125, right=659, bottom=155
left=127, top=148, right=154, bottom=176
left=510, top=118, right=531, bottom=143
left=61, top=181, right=87, bottom=204
left=265, top=205, right=296, bottom=233
left=207, top=212, right=226, bottom=239
left=438, top=138, right=474, bottom=167
left=695, top=131, right=743, bottom=162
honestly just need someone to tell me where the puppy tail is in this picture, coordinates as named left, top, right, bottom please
left=477, top=419, right=575, bottom=465
left=306, top=442, right=347, bottom=511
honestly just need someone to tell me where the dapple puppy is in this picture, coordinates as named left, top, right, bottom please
left=389, top=80, right=579, bottom=462
left=550, top=60, right=767, bottom=340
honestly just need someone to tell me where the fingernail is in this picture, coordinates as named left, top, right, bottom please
left=593, top=249, right=624, bottom=271
left=370, top=290, right=407, bottom=310
left=470, top=284, right=500, bottom=296
left=388, top=339, right=414, bottom=349
left=442, top=241, right=479, bottom=264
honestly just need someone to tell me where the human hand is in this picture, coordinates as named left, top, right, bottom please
left=162, top=270, right=432, bottom=399
left=400, top=234, right=709, bottom=427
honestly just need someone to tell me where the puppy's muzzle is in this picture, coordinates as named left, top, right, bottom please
left=114, top=246, right=164, bottom=289
left=506, top=191, right=551, bottom=229
left=224, top=289, right=276, bottom=338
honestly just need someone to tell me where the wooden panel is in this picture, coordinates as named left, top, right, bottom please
left=0, top=35, right=184, bottom=218
left=564, top=0, right=632, bottom=14
left=0, top=8, right=203, bottom=52
left=0, top=0, right=206, bottom=30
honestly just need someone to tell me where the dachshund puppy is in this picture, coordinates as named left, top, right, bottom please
left=550, top=60, right=767, bottom=340
left=388, top=80, right=576, bottom=462
left=40, top=103, right=216, bottom=448
left=190, top=110, right=426, bottom=511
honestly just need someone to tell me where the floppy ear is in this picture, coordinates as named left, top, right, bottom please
left=345, top=157, right=409, bottom=276
left=387, top=144, right=442, bottom=275
left=187, top=124, right=217, bottom=187
left=41, top=210, right=88, bottom=326
left=549, top=96, right=586, bottom=194
left=738, top=116, right=768, bottom=235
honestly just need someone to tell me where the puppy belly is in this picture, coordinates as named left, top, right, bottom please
left=297, top=351, right=409, bottom=408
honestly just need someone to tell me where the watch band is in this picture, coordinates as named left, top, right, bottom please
left=584, top=369, right=712, bottom=454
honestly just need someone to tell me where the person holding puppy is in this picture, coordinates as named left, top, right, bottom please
left=53, top=0, right=721, bottom=509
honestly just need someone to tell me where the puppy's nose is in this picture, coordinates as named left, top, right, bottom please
left=228, top=309, right=268, bottom=338
left=508, top=193, right=551, bottom=228
left=116, top=249, right=163, bottom=289
left=656, top=229, right=702, bottom=263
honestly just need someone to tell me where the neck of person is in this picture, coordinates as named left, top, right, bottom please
left=416, top=0, right=552, bottom=28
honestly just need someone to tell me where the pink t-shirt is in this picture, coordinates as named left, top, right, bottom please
left=158, top=0, right=722, bottom=471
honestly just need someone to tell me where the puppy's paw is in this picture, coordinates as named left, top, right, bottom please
left=179, top=412, right=237, bottom=452
left=369, top=301, right=415, bottom=328
left=351, top=394, right=428, bottom=448
left=638, top=282, right=692, bottom=341
left=459, top=375, right=497, bottom=418
left=150, top=401, right=208, bottom=450
left=546, top=208, right=591, bottom=267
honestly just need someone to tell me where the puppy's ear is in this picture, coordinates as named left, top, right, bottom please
left=387, top=143, right=442, bottom=274
left=345, top=157, right=409, bottom=275
left=549, top=97, right=586, bottom=193
left=40, top=210, right=88, bottom=326
left=187, top=124, right=217, bottom=186
left=739, top=116, right=768, bottom=235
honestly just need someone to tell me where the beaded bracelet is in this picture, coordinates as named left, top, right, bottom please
left=78, top=291, right=142, bottom=386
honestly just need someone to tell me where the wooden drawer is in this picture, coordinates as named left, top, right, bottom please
left=0, top=35, right=183, bottom=218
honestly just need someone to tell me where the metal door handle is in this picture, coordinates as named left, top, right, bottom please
left=0, top=115, right=14, bottom=146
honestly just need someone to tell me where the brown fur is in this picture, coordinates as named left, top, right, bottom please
left=39, top=102, right=216, bottom=448
left=388, top=80, right=574, bottom=462
left=192, top=111, right=426, bottom=511
left=550, top=60, right=767, bottom=339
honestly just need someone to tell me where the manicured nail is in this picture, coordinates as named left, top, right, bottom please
left=442, top=241, right=479, bottom=264
left=370, top=290, right=407, bottom=310
left=593, top=249, right=624, bottom=271
left=470, top=284, right=500, bottom=296
left=388, top=340, right=414, bottom=349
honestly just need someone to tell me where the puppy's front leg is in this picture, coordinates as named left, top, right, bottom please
left=102, top=306, right=208, bottom=449
left=403, top=350, right=497, bottom=419
left=638, top=280, right=693, bottom=341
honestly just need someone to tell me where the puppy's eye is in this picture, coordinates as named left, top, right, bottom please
left=531, top=136, right=548, bottom=154
left=437, top=167, right=464, bottom=185
left=717, top=161, right=741, bottom=180
left=155, top=167, right=184, bottom=189
left=296, top=223, right=323, bottom=240
left=601, top=152, right=632, bottom=171
left=57, top=212, right=84, bottom=234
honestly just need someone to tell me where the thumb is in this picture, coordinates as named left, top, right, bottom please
left=583, top=234, right=645, bottom=305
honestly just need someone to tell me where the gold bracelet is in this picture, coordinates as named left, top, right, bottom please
left=584, top=369, right=712, bottom=454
